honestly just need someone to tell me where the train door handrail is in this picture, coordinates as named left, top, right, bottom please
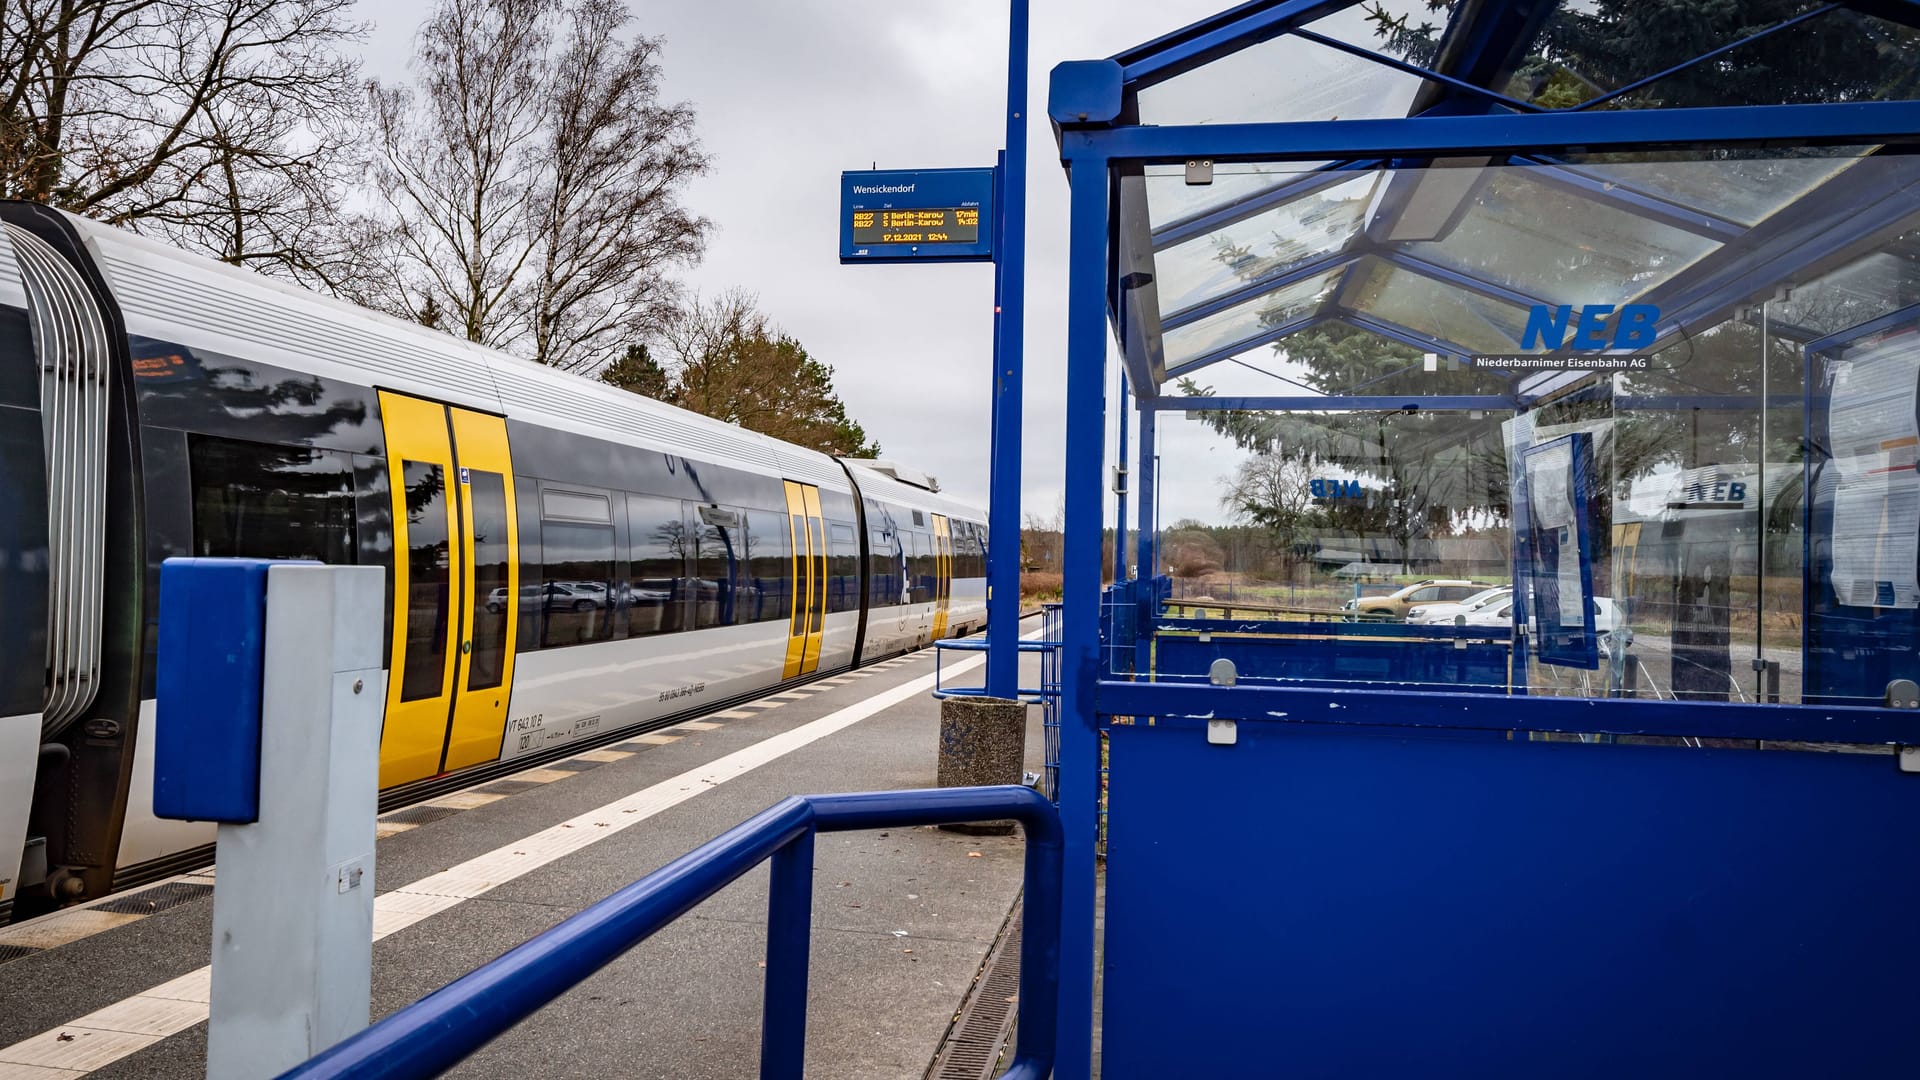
left=276, top=785, right=1062, bottom=1080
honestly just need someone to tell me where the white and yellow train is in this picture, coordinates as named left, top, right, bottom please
left=0, top=204, right=987, bottom=920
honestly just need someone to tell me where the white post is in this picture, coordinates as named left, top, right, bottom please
left=205, top=564, right=386, bottom=1080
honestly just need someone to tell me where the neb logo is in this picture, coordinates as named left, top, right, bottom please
left=1520, top=304, right=1658, bottom=351
left=1310, top=479, right=1363, bottom=500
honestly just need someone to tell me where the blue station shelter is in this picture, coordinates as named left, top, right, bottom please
left=1043, top=2, right=1920, bottom=1076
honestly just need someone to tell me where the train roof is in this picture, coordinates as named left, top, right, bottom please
left=11, top=207, right=946, bottom=501
left=841, top=460, right=985, bottom=524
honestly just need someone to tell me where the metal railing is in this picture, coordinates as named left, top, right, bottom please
left=277, top=786, right=1062, bottom=1080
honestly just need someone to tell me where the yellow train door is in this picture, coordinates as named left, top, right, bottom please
left=931, top=514, right=953, bottom=640
left=782, top=480, right=827, bottom=678
left=378, top=391, right=519, bottom=787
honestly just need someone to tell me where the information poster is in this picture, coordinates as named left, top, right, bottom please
left=1522, top=433, right=1599, bottom=668
left=1825, top=335, right=1920, bottom=608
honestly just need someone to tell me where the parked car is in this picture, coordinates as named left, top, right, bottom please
left=486, top=581, right=611, bottom=614
left=1407, top=585, right=1512, bottom=624
left=1345, top=579, right=1488, bottom=620
left=1456, top=595, right=1622, bottom=650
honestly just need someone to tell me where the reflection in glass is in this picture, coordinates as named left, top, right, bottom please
left=1154, top=174, right=1376, bottom=314
left=627, top=495, right=686, bottom=636
left=541, top=521, right=615, bottom=647
left=1135, top=7, right=1423, bottom=126
left=399, top=461, right=449, bottom=703
left=1402, top=171, right=1718, bottom=307
left=1346, top=258, right=1532, bottom=355
left=466, top=470, right=509, bottom=691
left=188, top=434, right=356, bottom=563
left=694, top=517, right=740, bottom=629
left=1162, top=270, right=1342, bottom=368
left=747, top=510, right=793, bottom=624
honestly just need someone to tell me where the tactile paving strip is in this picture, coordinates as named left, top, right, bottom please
left=0, top=943, right=40, bottom=966
left=380, top=804, right=462, bottom=827
left=95, top=881, right=215, bottom=916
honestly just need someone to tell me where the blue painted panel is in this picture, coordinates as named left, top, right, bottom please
left=1155, top=633, right=1513, bottom=691
left=838, top=168, right=995, bottom=263
left=153, top=557, right=282, bottom=823
left=1102, top=721, right=1920, bottom=1078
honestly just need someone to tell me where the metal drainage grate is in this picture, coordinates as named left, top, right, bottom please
left=96, top=880, right=215, bottom=915
left=543, top=758, right=605, bottom=773
left=928, top=907, right=1023, bottom=1080
left=0, top=944, right=41, bottom=965
left=381, top=804, right=461, bottom=827
left=475, top=779, right=542, bottom=796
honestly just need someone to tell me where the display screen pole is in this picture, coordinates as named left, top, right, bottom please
left=986, top=0, right=1027, bottom=700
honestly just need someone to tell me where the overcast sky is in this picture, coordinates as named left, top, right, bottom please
left=355, top=0, right=1252, bottom=527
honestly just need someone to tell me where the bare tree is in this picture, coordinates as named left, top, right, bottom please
left=526, top=0, right=706, bottom=371
left=0, top=0, right=366, bottom=278
left=366, top=0, right=709, bottom=367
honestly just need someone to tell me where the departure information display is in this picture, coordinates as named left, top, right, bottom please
left=850, top=207, right=981, bottom=246
left=840, top=168, right=995, bottom=263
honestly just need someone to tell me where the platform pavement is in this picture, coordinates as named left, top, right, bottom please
left=0, top=640, right=1047, bottom=1080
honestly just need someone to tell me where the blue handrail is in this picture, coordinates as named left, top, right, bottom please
left=277, top=785, right=1062, bottom=1080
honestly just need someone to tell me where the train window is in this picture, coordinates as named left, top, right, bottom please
left=397, top=461, right=450, bottom=702
left=542, top=489, right=611, bottom=524
left=744, top=509, right=792, bottom=624
left=788, top=510, right=809, bottom=637
left=808, top=516, right=828, bottom=632
left=514, top=475, right=543, bottom=651
left=827, top=523, right=860, bottom=614
left=466, top=470, right=510, bottom=691
left=187, top=433, right=356, bottom=563
left=540, top=519, right=616, bottom=647
left=695, top=509, right=743, bottom=629
left=869, top=527, right=901, bottom=608
left=912, top=509, right=926, bottom=527
left=626, top=495, right=687, bottom=636
left=908, top=532, right=935, bottom=603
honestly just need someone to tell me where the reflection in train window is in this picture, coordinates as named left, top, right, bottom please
left=627, top=495, right=686, bottom=636
left=907, top=531, right=935, bottom=603
left=187, top=433, right=356, bottom=563
left=466, top=470, right=509, bottom=691
left=695, top=513, right=743, bottom=629
left=828, top=523, right=860, bottom=613
left=398, top=461, right=450, bottom=702
left=541, top=517, right=616, bottom=647
left=868, top=522, right=902, bottom=608
left=745, top=510, right=792, bottom=624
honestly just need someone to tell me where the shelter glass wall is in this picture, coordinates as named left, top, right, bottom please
left=1136, top=152, right=1920, bottom=716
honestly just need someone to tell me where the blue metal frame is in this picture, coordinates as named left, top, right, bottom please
left=985, top=0, right=1030, bottom=701
left=1046, top=6, right=1920, bottom=1073
left=1056, top=102, right=1920, bottom=165
left=277, top=786, right=1063, bottom=1080
left=1162, top=394, right=1514, bottom=411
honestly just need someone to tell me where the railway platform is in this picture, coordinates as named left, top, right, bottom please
left=0, top=642, right=1044, bottom=1080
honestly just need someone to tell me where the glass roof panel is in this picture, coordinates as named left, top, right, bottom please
left=1771, top=230, right=1920, bottom=338
left=1143, top=162, right=1335, bottom=228
left=1162, top=269, right=1343, bottom=368
left=1576, top=10, right=1920, bottom=111
left=1134, top=24, right=1425, bottom=126
left=1400, top=171, right=1720, bottom=307
left=1153, top=173, right=1378, bottom=315
left=1169, top=321, right=1516, bottom=398
left=1555, top=150, right=1866, bottom=228
left=1342, top=257, right=1533, bottom=356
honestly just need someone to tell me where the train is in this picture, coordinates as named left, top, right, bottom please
left=0, top=203, right=988, bottom=921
